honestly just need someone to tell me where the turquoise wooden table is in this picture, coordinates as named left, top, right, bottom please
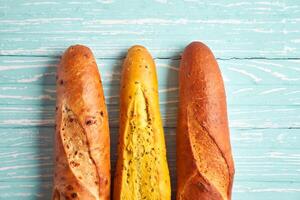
left=1, top=0, right=300, bottom=199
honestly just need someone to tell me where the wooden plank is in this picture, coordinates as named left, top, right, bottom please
left=0, top=128, right=299, bottom=200
left=233, top=181, right=300, bottom=200
left=0, top=148, right=53, bottom=182
left=1, top=0, right=300, bottom=58
left=1, top=181, right=299, bottom=200
left=0, top=181, right=52, bottom=200
left=3, top=84, right=300, bottom=106
left=1, top=127, right=299, bottom=150
left=0, top=128, right=299, bottom=182
left=1, top=104, right=300, bottom=128
left=0, top=127, right=53, bottom=148
left=1, top=57, right=300, bottom=111
left=1, top=57, right=300, bottom=85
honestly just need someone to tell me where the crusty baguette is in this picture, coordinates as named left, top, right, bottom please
left=53, top=45, right=110, bottom=200
left=176, top=42, right=235, bottom=200
left=113, top=45, right=171, bottom=200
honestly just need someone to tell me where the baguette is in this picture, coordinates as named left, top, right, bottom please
left=53, top=45, right=110, bottom=200
left=113, top=45, right=171, bottom=200
left=176, top=42, right=235, bottom=200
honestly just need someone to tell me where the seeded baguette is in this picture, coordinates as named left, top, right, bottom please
left=113, top=45, right=171, bottom=200
left=176, top=42, right=235, bottom=200
left=53, top=45, right=110, bottom=200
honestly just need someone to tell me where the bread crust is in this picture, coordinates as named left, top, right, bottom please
left=176, top=42, right=235, bottom=200
left=113, top=45, right=171, bottom=200
left=53, top=45, right=110, bottom=200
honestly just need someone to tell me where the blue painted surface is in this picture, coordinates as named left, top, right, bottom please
left=0, top=0, right=300, bottom=199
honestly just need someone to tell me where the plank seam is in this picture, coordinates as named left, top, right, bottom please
left=0, top=54, right=300, bottom=60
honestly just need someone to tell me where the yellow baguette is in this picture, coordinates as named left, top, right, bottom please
left=113, top=45, right=171, bottom=200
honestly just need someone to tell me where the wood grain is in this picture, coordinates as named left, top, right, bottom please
left=0, top=0, right=300, bottom=199
left=0, top=0, right=300, bottom=58
left=0, top=57, right=300, bottom=199
left=1, top=128, right=299, bottom=199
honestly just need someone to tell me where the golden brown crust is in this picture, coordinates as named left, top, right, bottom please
left=176, top=42, right=235, bottom=200
left=113, top=45, right=171, bottom=200
left=53, top=45, right=110, bottom=200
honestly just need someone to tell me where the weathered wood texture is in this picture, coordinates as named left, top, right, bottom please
left=1, top=0, right=300, bottom=58
left=0, top=0, right=299, bottom=199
